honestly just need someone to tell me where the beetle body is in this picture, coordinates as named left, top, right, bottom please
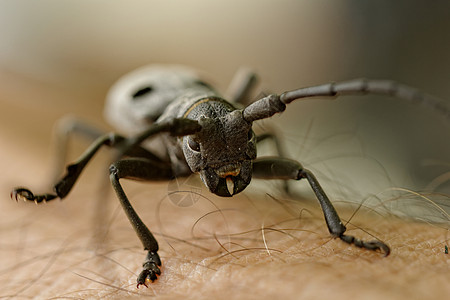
left=106, top=65, right=256, bottom=196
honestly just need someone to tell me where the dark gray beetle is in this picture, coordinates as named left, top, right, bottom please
left=11, top=65, right=449, bottom=288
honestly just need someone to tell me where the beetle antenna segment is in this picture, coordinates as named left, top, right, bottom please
left=243, top=79, right=450, bottom=123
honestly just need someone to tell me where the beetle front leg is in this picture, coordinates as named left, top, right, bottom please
left=50, top=116, right=105, bottom=183
left=252, top=157, right=390, bottom=256
left=109, top=158, right=173, bottom=288
left=11, top=118, right=201, bottom=204
left=11, top=133, right=127, bottom=203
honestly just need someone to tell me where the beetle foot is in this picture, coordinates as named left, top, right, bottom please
left=136, top=251, right=162, bottom=288
left=340, top=234, right=390, bottom=256
left=11, top=187, right=58, bottom=204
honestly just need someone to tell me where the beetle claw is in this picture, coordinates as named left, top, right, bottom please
left=11, top=187, right=58, bottom=203
left=136, top=264, right=160, bottom=288
left=11, top=187, right=34, bottom=202
left=136, top=251, right=161, bottom=288
left=340, top=234, right=391, bottom=256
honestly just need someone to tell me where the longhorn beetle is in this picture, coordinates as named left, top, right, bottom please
left=11, top=65, right=450, bottom=288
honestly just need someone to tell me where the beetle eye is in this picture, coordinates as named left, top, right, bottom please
left=132, top=86, right=154, bottom=99
left=187, top=136, right=200, bottom=152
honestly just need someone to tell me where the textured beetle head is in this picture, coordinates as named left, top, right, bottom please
left=105, top=65, right=212, bottom=134
left=182, top=110, right=257, bottom=197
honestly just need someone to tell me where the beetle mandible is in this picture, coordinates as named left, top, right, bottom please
left=11, top=65, right=450, bottom=288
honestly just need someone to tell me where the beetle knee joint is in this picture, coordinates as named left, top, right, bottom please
left=109, top=164, right=119, bottom=176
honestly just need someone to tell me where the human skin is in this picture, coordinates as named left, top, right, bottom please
left=0, top=78, right=448, bottom=300
left=1, top=142, right=449, bottom=300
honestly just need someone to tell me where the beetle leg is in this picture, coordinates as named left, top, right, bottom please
left=11, top=133, right=127, bottom=202
left=252, top=157, right=390, bottom=256
left=50, top=116, right=106, bottom=183
left=109, top=158, right=173, bottom=287
left=11, top=132, right=164, bottom=203
left=256, top=133, right=286, bottom=158
left=226, top=67, right=258, bottom=105
left=11, top=118, right=201, bottom=203
left=256, top=133, right=289, bottom=194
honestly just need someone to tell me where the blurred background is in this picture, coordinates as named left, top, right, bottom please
left=0, top=0, right=449, bottom=216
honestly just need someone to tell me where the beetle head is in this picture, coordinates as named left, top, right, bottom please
left=182, top=110, right=256, bottom=197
